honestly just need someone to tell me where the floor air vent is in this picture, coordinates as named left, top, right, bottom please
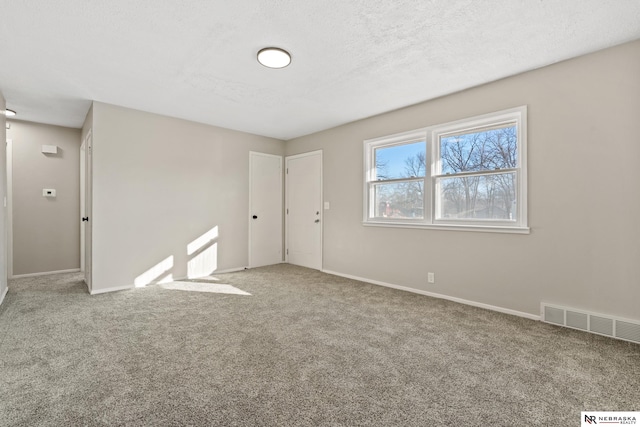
left=541, top=303, right=640, bottom=344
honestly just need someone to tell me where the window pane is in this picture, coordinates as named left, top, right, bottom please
left=373, top=181, right=424, bottom=219
left=436, top=172, right=516, bottom=220
left=375, top=141, right=426, bottom=180
left=440, top=124, right=517, bottom=174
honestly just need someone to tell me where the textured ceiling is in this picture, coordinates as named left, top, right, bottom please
left=1, top=1, right=639, bottom=140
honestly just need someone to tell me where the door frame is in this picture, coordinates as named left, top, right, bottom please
left=248, top=151, right=283, bottom=268
left=6, top=139, right=13, bottom=278
left=285, top=150, right=323, bottom=269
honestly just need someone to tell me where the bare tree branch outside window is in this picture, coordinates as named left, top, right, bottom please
left=439, top=125, right=517, bottom=220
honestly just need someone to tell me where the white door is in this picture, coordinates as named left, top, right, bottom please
left=83, top=131, right=92, bottom=291
left=6, top=139, right=13, bottom=279
left=249, top=152, right=283, bottom=268
left=286, top=151, right=322, bottom=270
left=80, top=141, right=85, bottom=272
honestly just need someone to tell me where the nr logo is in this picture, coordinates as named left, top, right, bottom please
left=584, top=414, right=597, bottom=424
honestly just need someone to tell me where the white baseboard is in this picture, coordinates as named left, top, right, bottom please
left=247, top=262, right=286, bottom=269
left=213, top=266, right=249, bottom=274
left=90, top=284, right=134, bottom=295
left=0, top=286, right=8, bottom=307
left=322, top=269, right=540, bottom=321
left=11, top=268, right=81, bottom=279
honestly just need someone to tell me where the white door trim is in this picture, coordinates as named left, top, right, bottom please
left=285, top=150, right=323, bottom=269
left=6, top=139, right=13, bottom=279
left=248, top=151, right=283, bottom=268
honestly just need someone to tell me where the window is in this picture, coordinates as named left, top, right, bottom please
left=366, top=134, right=427, bottom=221
left=364, top=106, right=528, bottom=233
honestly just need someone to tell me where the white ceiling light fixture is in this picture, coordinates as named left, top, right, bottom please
left=4, top=109, right=16, bottom=117
left=257, top=47, right=291, bottom=69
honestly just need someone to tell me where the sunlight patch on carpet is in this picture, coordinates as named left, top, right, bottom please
left=160, top=281, right=251, bottom=295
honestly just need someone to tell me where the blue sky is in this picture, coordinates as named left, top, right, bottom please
left=376, top=141, right=425, bottom=179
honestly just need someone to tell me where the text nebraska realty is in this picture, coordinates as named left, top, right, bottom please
left=585, top=415, right=637, bottom=425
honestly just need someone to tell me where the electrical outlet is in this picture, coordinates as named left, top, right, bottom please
left=428, top=272, right=435, bottom=284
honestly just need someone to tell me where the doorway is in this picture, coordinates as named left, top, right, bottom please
left=285, top=150, right=322, bottom=270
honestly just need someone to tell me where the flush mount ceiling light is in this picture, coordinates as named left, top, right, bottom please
left=4, top=109, right=16, bottom=117
left=257, top=47, right=291, bottom=69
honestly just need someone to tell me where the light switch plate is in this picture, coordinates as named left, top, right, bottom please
left=42, top=145, right=58, bottom=154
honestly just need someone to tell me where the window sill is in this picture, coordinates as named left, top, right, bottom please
left=362, top=220, right=530, bottom=234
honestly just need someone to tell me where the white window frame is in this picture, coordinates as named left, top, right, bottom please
left=364, top=129, right=428, bottom=224
left=363, top=106, right=529, bottom=234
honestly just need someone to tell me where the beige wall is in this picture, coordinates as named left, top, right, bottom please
left=286, top=40, right=640, bottom=321
left=7, top=121, right=82, bottom=275
left=0, top=92, right=7, bottom=303
left=91, top=102, right=285, bottom=292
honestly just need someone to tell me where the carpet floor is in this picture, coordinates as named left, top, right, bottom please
left=0, top=264, right=638, bottom=426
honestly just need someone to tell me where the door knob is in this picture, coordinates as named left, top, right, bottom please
left=314, top=219, right=320, bottom=223
left=252, top=215, right=258, bottom=219
left=82, top=217, right=89, bottom=222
